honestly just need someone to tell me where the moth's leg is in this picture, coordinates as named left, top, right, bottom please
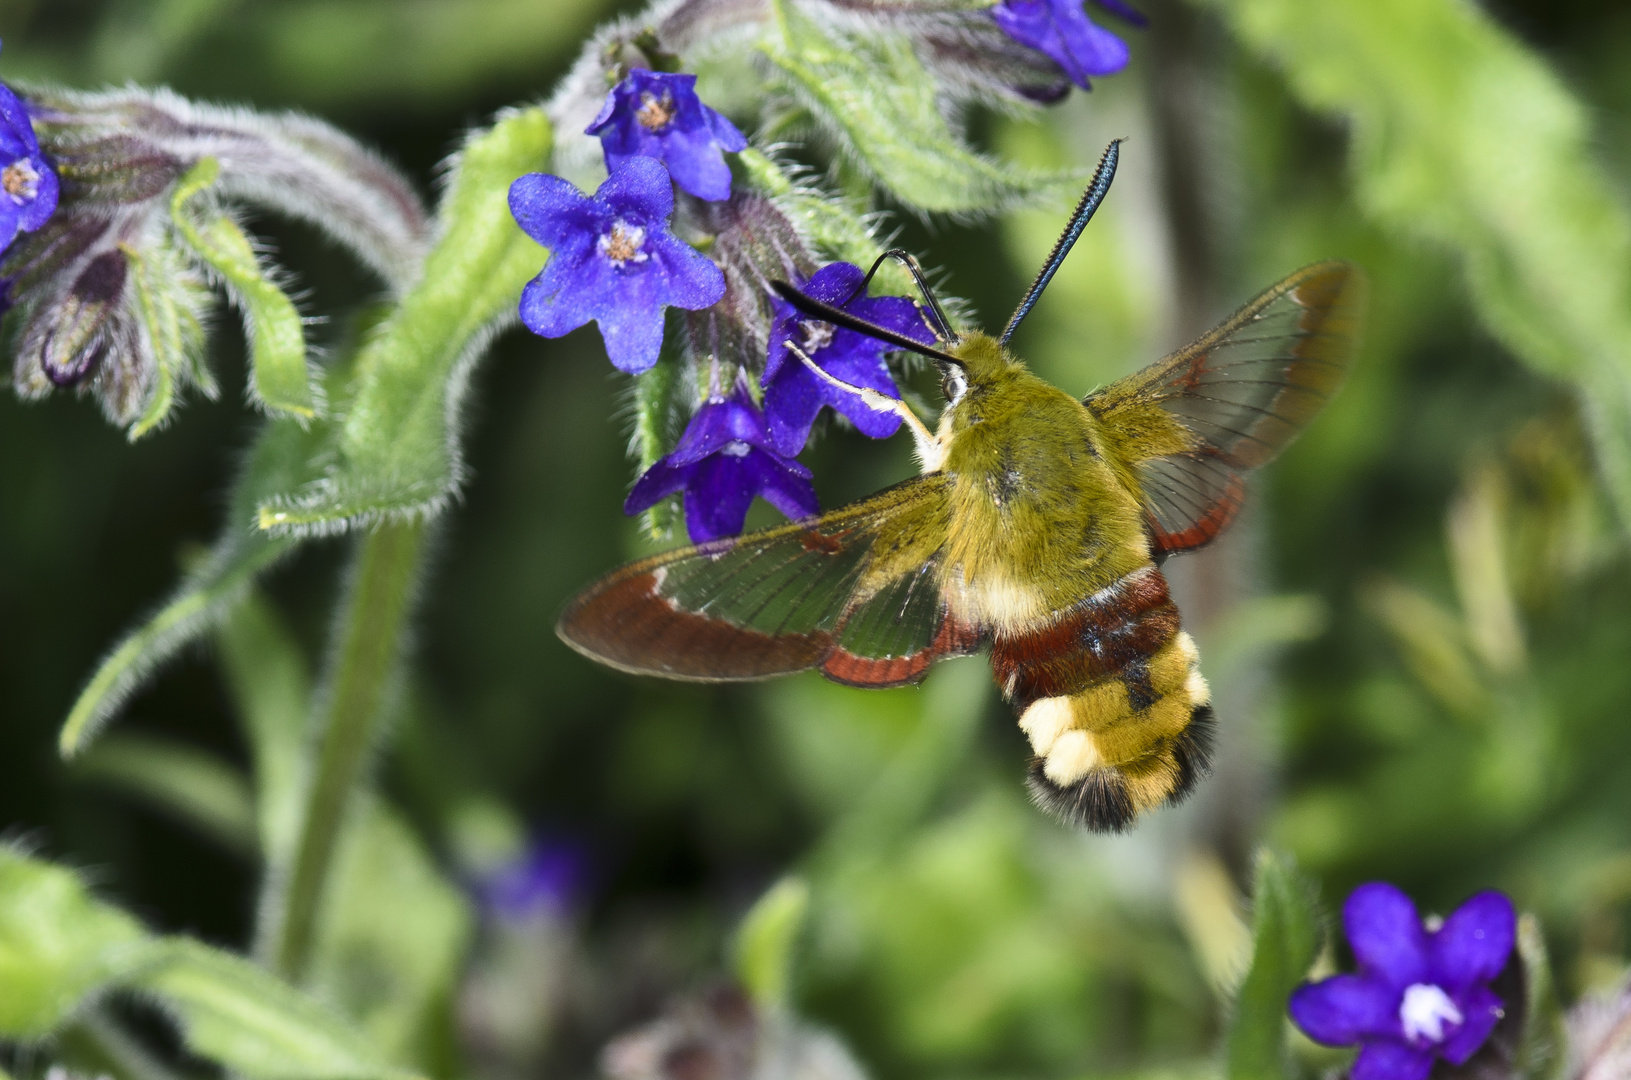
left=787, top=343, right=946, bottom=470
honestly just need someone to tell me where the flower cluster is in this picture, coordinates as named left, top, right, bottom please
left=1289, top=883, right=1516, bottom=1080
left=511, top=68, right=745, bottom=373
left=624, top=382, right=818, bottom=544
left=989, top=0, right=1144, bottom=90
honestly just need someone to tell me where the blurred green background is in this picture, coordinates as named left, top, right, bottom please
left=2, top=1, right=1630, bottom=1078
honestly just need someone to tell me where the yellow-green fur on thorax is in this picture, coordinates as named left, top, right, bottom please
left=933, top=333, right=1151, bottom=631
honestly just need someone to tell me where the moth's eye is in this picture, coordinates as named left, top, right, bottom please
left=941, top=368, right=968, bottom=405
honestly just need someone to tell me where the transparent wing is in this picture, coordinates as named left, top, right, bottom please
left=1089, top=261, right=1364, bottom=554
left=557, top=474, right=981, bottom=685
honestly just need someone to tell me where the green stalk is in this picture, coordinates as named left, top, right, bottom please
left=269, top=520, right=426, bottom=980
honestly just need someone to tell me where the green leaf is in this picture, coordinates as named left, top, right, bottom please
left=308, top=800, right=472, bottom=1067
left=0, top=848, right=420, bottom=1080
left=172, top=157, right=316, bottom=419
left=216, top=591, right=313, bottom=866
left=0, top=848, right=146, bottom=1037
left=733, top=877, right=810, bottom=1011
left=122, top=239, right=213, bottom=440
left=1225, top=849, right=1321, bottom=1080
left=257, top=108, right=552, bottom=533
left=56, top=405, right=331, bottom=756
left=1204, top=0, right=1631, bottom=533
left=761, top=0, right=1069, bottom=215
left=75, top=734, right=258, bottom=857
left=135, top=941, right=419, bottom=1080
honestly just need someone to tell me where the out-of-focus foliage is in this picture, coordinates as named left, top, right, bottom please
left=2, top=1, right=1631, bottom=1080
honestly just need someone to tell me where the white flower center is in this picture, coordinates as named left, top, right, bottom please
left=721, top=441, right=750, bottom=457
left=598, top=221, right=649, bottom=267
left=2, top=158, right=39, bottom=203
left=799, top=318, right=835, bottom=352
left=1399, top=983, right=1462, bottom=1044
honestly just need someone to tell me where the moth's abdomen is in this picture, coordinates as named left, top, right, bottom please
left=990, top=566, right=1214, bottom=831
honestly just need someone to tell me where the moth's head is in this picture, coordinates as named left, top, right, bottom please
left=938, top=332, right=1014, bottom=408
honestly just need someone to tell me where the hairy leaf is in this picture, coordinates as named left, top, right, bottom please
left=0, top=848, right=420, bottom=1080
left=1206, top=0, right=1631, bottom=532
left=122, top=239, right=212, bottom=439
left=0, top=847, right=146, bottom=1037
left=172, top=157, right=316, bottom=419
left=257, top=108, right=552, bottom=533
left=762, top=0, right=1069, bottom=215
left=1225, top=849, right=1320, bottom=1080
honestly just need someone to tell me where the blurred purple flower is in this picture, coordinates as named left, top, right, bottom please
left=625, top=382, right=819, bottom=542
left=762, top=262, right=935, bottom=456
left=510, top=157, right=725, bottom=374
left=477, top=840, right=586, bottom=923
left=0, top=81, right=59, bottom=255
left=989, top=0, right=1145, bottom=90
left=1289, top=883, right=1516, bottom=1080
left=587, top=69, right=747, bottom=203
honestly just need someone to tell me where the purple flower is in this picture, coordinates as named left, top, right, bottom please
left=587, top=69, right=747, bottom=203
left=1289, top=883, right=1517, bottom=1080
left=476, top=840, right=586, bottom=924
left=625, top=382, right=819, bottom=543
left=990, top=0, right=1145, bottom=90
left=0, top=82, right=59, bottom=255
left=761, top=262, right=935, bottom=456
left=510, top=156, right=725, bottom=374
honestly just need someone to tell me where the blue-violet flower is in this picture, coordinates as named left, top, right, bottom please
left=510, top=156, right=725, bottom=374
left=587, top=69, right=747, bottom=203
left=0, top=81, right=58, bottom=256
left=476, top=840, right=586, bottom=925
left=762, top=261, right=935, bottom=456
left=1289, top=882, right=1516, bottom=1080
left=625, top=382, right=819, bottom=543
left=990, top=0, right=1145, bottom=90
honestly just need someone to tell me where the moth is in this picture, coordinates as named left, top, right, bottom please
left=558, top=142, right=1363, bottom=830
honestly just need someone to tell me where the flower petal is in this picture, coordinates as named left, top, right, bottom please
left=19, top=158, right=58, bottom=232
left=1430, top=891, right=1516, bottom=991
left=1440, top=983, right=1504, bottom=1065
left=762, top=362, right=827, bottom=457
left=509, top=172, right=604, bottom=252
left=685, top=452, right=760, bottom=542
left=1288, top=975, right=1400, bottom=1046
left=624, top=457, right=692, bottom=516
left=1351, top=1041, right=1435, bottom=1080
left=1345, top=882, right=1431, bottom=987
left=517, top=251, right=600, bottom=339
left=745, top=447, right=819, bottom=522
left=647, top=230, right=727, bottom=312
left=598, top=155, right=675, bottom=223
left=672, top=389, right=768, bottom=464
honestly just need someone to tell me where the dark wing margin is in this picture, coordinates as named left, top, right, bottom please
left=556, top=474, right=983, bottom=686
left=1088, top=261, right=1365, bottom=555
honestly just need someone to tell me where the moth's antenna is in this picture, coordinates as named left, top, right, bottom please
left=770, top=280, right=968, bottom=369
left=848, top=249, right=958, bottom=343
left=1000, top=139, right=1122, bottom=345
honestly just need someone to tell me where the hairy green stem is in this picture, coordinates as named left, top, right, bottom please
left=270, top=520, right=426, bottom=980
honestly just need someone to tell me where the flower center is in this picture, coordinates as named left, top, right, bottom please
left=799, top=318, right=835, bottom=352
left=1399, top=983, right=1463, bottom=1044
left=598, top=221, right=649, bottom=267
left=635, top=91, right=677, bottom=132
left=721, top=441, right=750, bottom=457
left=2, top=158, right=40, bottom=203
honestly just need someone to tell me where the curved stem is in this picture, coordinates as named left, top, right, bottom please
left=268, top=520, right=426, bottom=980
